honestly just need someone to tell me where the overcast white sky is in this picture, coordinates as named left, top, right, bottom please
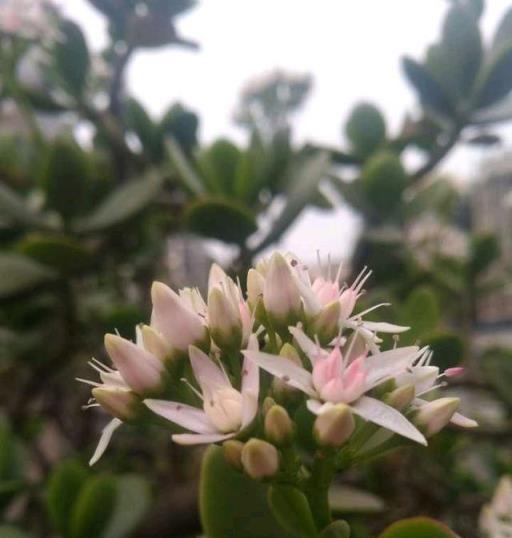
left=63, top=0, right=512, bottom=262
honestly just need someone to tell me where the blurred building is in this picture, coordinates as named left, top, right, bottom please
left=472, top=152, right=512, bottom=326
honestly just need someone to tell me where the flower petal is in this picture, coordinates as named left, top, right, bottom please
left=365, top=346, right=420, bottom=387
left=243, top=350, right=316, bottom=397
left=396, top=365, right=438, bottom=394
left=306, top=399, right=333, bottom=415
left=288, top=326, right=328, bottom=365
left=172, top=432, right=234, bottom=445
left=360, top=321, right=410, bottom=333
left=189, top=345, right=231, bottom=394
left=352, top=396, right=427, bottom=445
left=89, top=418, right=122, bottom=466
left=450, top=412, right=478, bottom=428
left=144, top=399, right=217, bottom=434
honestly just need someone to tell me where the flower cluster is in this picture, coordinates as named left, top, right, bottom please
left=480, top=476, right=512, bottom=538
left=0, top=0, right=59, bottom=41
left=81, top=251, right=476, bottom=475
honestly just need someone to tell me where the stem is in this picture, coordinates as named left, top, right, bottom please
left=305, top=451, right=336, bottom=530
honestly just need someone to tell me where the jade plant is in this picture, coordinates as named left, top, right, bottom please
left=81, top=252, right=476, bottom=537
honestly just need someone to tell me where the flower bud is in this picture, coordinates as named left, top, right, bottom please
left=151, top=281, right=208, bottom=355
left=264, top=405, right=294, bottom=445
left=262, top=396, right=277, bottom=415
left=104, top=333, right=164, bottom=394
left=415, top=397, right=460, bottom=437
left=140, top=325, right=168, bottom=361
left=247, top=269, right=265, bottom=309
left=92, top=386, right=140, bottom=422
left=386, top=384, right=415, bottom=411
left=310, top=300, right=341, bottom=345
left=208, top=287, right=242, bottom=350
left=241, top=438, right=279, bottom=480
left=263, top=253, right=301, bottom=327
left=314, top=404, right=355, bottom=448
left=223, top=440, right=244, bottom=471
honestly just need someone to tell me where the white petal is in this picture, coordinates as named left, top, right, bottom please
left=172, top=432, right=234, bottom=445
left=360, top=321, right=410, bottom=333
left=288, top=326, right=328, bottom=365
left=306, top=399, right=333, bottom=415
left=189, top=346, right=231, bottom=394
left=89, top=418, right=122, bottom=466
left=144, top=399, right=217, bottom=434
left=99, top=370, right=129, bottom=388
left=365, top=346, right=420, bottom=387
left=240, top=356, right=259, bottom=428
left=450, top=412, right=478, bottom=428
left=396, top=366, right=439, bottom=394
left=243, top=350, right=316, bottom=397
left=352, top=396, right=427, bottom=445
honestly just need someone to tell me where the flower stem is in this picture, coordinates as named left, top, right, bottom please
left=305, top=451, right=336, bottom=530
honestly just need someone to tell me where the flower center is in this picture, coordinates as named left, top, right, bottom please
left=204, top=387, right=243, bottom=433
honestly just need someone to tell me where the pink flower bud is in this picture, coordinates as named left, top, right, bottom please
left=241, top=438, right=279, bottom=480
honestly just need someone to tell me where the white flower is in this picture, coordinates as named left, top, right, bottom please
left=480, top=476, right=512, bottom=538
left=144, top=338, right=260, bottom=445
left=0, top=0, right=58, bottom=40
left=244, top=326, right=427, bottom=445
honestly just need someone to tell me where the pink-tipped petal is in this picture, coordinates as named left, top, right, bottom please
left=445, top=367, right=465, bottom=378
left=189, top=345, right=231, bottom=394
left=89, top=418, right=122, bottom=466
left=243, top=350, right=316, bottom=397
left=352, top=396, right=427, bottom=445
left=172, top=432, right=234, bottom=445
left=289, top=326, right=328, bottom=365
left=144, top=399, right=217, bottom=434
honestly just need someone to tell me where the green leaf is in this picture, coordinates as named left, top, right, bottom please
left=328, top=485, right=385, bottom=514
left=345, top=103, right=386, bottom=158
left=55, top=19, right=90, bottom=95
left=166, top=138, right=204, bottom=195
left=474, top=43, right=512, bottom=109
left=124, top=98, right=157, bottom=156
left=268, top=485, right=317, bottom=538
left=440, top=5, right=482, bottom=97
left=70, top=475, right=117, bottom=538
left=360, top=152, right=408, bottom=217
left=402, top=57, right=456, bottom=118
left=185, top=197, right=257, bottom=244
left=46, top=460, right=88, bottom=534
left=103, top=475, right=151, bottom=538
left=74, top=174, right=164, bottom=233
left=319, top=520, right=351, bottom=538
left=0, top=526, right=33, bottom=538
left=200, top=446, right=295, bottom=538
left=197, top=139, right=241, bottom=195
left=378, top=516, right=458, bottom=538
left=0, top=183, right=43, bottom=228
left=492, top=7, right=512, bottom=53
left=0, top=421, right=25, bottom=511
left=17, top=234, right=92, bottom=274
left=425, top=332, right=464, bottom=370
left=40, top=138, right=91, bottom=220
left=253, top=151, right=330, bottom=252
left=400, top=286, right=440, bottom=342
left=470, top=233, right=500, bottom=276
left=159, top=103, right=199, bottom=156
left=0, top=253, right=57, bottom=299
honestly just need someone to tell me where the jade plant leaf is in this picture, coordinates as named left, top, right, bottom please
left=0, top=253, right=57, bottom=299
left=267, top=485, right=317, bottom=538
left=199, top=446, right=295, bottom=538
left=378, top=516, right=458, bottom=538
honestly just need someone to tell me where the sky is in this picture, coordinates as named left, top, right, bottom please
left=63, top=0, right=512, bottom=263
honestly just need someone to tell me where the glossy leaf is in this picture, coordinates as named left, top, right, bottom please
left=74, top=174, right=164, bottom=233
left=200, top=446, right=295, bottom=538
left=55, top=19, right=90, bottom=95
left=319, top=520, right=351, bottom=538
left=124, top=98, right=157, bottom=156
left=0, top=254, right=57, bottom=299
left=492, top=7, right=512, bottom=53
left=402, top=57, right=456, bottom=118
left=185, top=197, right=257, bottom=244
left=474, top=44, right=512, bottom=109
left=345, top=103, right=386, bottom=158
left=166, top=138, right=204, bottom=195
left=70, top=475, right=117, bottom=538
left=17, top=234, right=92, bottom=274
left=197, top=139, right=241, bottom=195
left=379, top=516, right=458, bottom=538
left=268, top=485, right=317, bottom=538
left=46, top=460, right=88, bottom=534
left=159, top=103, right=199, bottom=156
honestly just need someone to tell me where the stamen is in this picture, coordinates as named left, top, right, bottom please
left=335, top=260, right=343, bottom=284
left=76, top=377, right=101, bottom=387
left=327, top=253, right=332, bottom=281
left=91, top=357, right=114, bottom=372
left=353, top=302, right=391, bottom=318
left=416, top=381, right=447, bottom=398
left=180, top=378, right=204, bottom=400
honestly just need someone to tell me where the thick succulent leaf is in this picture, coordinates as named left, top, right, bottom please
left=0, top=253, right=57, bottom=299
left=103, top=475, right=151, bottom=538
left=197, top=139, right=241, bottom=196
left=185, top=197, right=257, bottom=244
left=401, top=57, right=456, bottom=118
left=55, top=19, right=90, bottom=95
left=69, top=475, right=117, bottom=538
left=319, top=520, right=351, bottom=538
left=492, top=7, right=512, bottom=53
left=46, top=460, right=88, bottom=535
left=345, top=103, right=386, bottom=158
left=166, top=139, right=204, bottom=195
left=474, top=43, right=512, bottom=109
left=329, top=485, right=385, bottom=514
left=268, top=485, right=317, bottom=538
left=124, top=98, right=157, bottom=157
left=200, top=446, right=295, bottom=538
left=17, top=234, right=92, bottom=274
left=0, top=183, right=43, bottom=228
left=159, top=103, right=199, bottom=156
left=378, top=516, right=458, bottom=537
left=74, top=174, right=164, bottom=233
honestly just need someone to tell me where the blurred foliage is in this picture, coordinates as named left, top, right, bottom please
left=0, top=0, right=511, bottom=536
